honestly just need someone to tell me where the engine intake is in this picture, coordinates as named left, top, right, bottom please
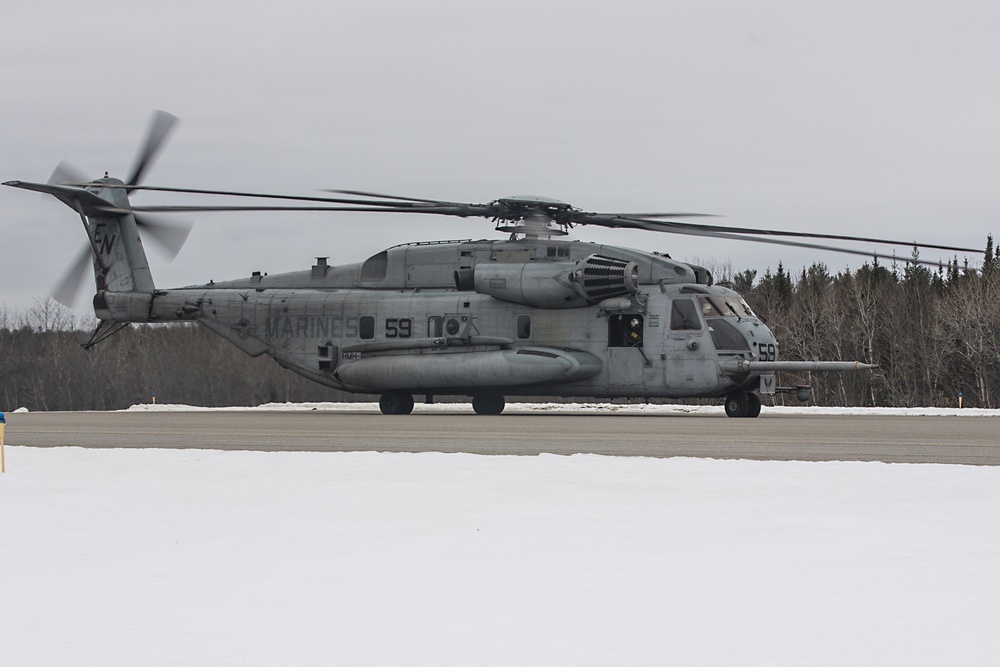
left=573, top=254, right=639, bottom=302
left=469, top=254, right=638, bottom=308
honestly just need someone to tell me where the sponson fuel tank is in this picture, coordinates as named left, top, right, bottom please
left=334, top=347, right=602, bottom=392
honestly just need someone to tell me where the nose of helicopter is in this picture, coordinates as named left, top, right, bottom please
left=732, top=317, right=779, bottom=362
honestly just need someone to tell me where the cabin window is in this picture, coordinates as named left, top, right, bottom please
left=608, top=314, right=644, bottom=347
left=546, top=245, right=570, bottom=258
left=516, top=315, right=531, bottom=339
left=359, top=316, right=375, bottom=339
left=428, top=316, right=443, bottom=337
left=670, top=299, right=701, bottom=331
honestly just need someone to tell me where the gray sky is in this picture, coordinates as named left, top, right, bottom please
left=3, top=0, right=998, bottom=318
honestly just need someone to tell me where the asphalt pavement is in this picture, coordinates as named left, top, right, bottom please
left=4, top=409, right=998, bottom=465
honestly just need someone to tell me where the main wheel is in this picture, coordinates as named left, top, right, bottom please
left=724, top=391, right=749, bottom=418
left=472, top=394, right=505, bottom=415
left=379, top=391, right=414, bottom=415
left=746, top=392, right=762, bottom=418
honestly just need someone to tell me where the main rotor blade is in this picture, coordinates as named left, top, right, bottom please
left=615, top=216, right=980, bottom=254
left=623, top=217, right=978, bottom=254
left=52, top=244, right=94, bottom=307
left=97, top=204, right=449, bottom=214
left=612, top=216, right=952, bottom=267
left=324, top=189, right=450, bottom=205
left=56, top=174, right=980, bottom=260
left=97, top=204, right=494, bottom=217
left=593, top=212, right=718, bottom=219
left=126, top=110, right=178, bottom=188
left=90, top=183, right=433, bottom=208
left=134, top=213, right=192, bottom=259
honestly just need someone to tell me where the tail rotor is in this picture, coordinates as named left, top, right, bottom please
left=126, top=111, right=178, bottom=191
left=41, top=111, right=191, bottom=306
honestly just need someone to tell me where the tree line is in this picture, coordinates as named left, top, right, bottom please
left=2, top=239, right=998, bottom=411
left=714, top=237, right=1000, bottom=408
left=0, top=303, right=343, bottom=411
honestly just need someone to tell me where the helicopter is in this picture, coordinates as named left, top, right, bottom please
left=5, top=112, right=982, bottom=417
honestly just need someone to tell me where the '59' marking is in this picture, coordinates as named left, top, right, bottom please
left=756, top=342, right=777, bottom=362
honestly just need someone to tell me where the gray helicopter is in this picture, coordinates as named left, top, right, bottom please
left=6, top=113, right=979, bottom=416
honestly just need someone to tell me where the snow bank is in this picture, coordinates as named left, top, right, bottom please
left=2, top=447, right=999, bottom=665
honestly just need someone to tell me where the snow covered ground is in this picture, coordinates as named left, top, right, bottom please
left=2, top=407, right=1000, bottom=665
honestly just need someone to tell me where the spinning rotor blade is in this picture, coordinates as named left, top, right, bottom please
left=135, top=214, right=192, bottom=259
left=48, top=215, right=191, bottom=306
left=97, top=204, right=453, bottom=214
left=326, top=189, right=449, bottom=204
left=90, top=184, right=436, bottom=208
left=612, top=216, right=953, bottom=267
left=79, top=175, right=980, bottom=265
left=126, top=110, right=178, bottom=188
left=613, top=216, right=980, bottom=254
left=48, top=160, right=89, bottom=187
left=608, top=212, right=716, bottom=219
left=52, top=244, right=94, bottom=307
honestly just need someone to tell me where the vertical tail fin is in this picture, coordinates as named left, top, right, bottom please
left=3, top=178, right=156, bottom=302
left=82, top=179, right=156, bottom=294
left=3, top=110, right=185, bottom=309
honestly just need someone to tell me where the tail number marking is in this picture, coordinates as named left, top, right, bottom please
left=385, top=318, right=412, bottom=338
left=92, top=223, right=117, bottom=255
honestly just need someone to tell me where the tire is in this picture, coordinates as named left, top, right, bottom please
left=746, top=392, right=761, bottom=418
left=724, top=391, right=749, bottom=418
left=472, top=394, right=505, bottom=415
left=379, top=391, right=414, bottom=415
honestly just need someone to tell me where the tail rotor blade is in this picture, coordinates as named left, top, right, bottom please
left=52, top=244, right=94, bottom=307
left=127, top=110, right=178, bottom=188
left=135, top=213, right=192, bottom=260
left=48, top=160, right=89, bottom=186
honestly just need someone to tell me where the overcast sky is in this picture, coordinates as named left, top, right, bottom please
left=2, top=1, right=998, bottom=318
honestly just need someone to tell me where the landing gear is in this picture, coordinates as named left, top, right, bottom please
left=472, top=394, right=505, bottom=415
left=379, top=391, right=414, bottom=415
left=724, top=390, right=761, bottom=418
left=724, top=391, right=748, bottom=418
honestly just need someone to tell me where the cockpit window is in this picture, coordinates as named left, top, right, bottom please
left=698, top=295, right=757, bottom=319
left=670, top=299, right=701, bottom=331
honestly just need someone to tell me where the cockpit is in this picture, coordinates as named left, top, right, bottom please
left=667, top=290, right=763, bottom=356
left=697, top=295, right=757, bottom=320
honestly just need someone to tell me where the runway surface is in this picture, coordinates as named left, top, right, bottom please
left=4, top=409, right=998, bottom=464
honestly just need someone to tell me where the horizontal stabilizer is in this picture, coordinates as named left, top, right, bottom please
left=2, top=180, right=118, bottom=217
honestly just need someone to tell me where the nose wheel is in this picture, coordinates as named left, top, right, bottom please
left=725, top=391, right=761, bottom=418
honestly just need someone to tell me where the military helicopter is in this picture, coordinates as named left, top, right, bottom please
left=5, top=112, right=981, bottom=417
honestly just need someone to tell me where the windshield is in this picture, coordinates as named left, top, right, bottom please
left=698, top=295, right=757, bottom=319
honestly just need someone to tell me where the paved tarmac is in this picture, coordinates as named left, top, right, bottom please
left=4, top=409, right=998, bottom=464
